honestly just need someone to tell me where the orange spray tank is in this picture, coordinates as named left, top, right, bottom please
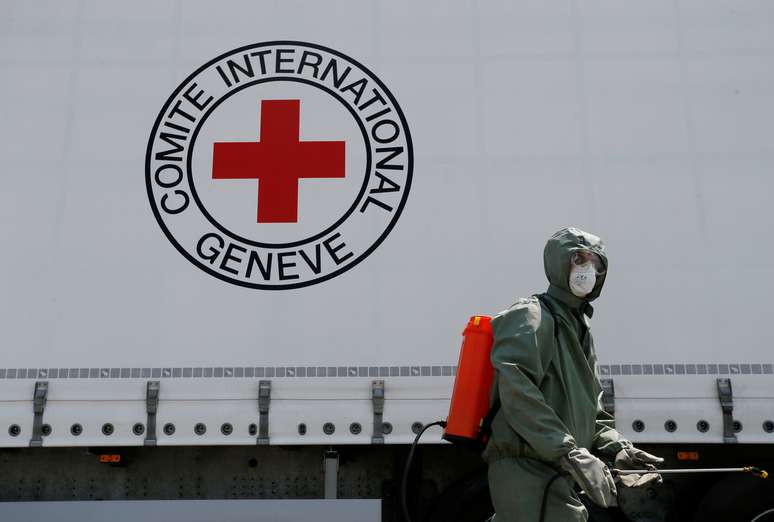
left=442, top=315, right=495, bottom=447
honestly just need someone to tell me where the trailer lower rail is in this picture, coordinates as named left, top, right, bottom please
left=0, top=499, right=381, bottom=522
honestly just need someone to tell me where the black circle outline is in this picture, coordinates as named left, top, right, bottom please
left=146, top=41, right=413, bottom=291
left=185, top=76, right=372, bottom=249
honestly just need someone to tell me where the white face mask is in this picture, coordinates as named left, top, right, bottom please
left=569, top=262, right=597, bottom=297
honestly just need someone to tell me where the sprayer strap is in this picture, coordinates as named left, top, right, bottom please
left=478, top=294, right=560, bottom=442
left=478, top=398, right=500, bottom=443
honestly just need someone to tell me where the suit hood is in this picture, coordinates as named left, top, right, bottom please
left=543, top=227, right=608, bottom=303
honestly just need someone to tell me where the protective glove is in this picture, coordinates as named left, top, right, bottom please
left=559, top=447, right=618, bottom=508
left=614, top=446, right=664, bottom=488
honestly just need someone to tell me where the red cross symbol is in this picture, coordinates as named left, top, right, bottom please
left=212, top=100, right=346, bottom=223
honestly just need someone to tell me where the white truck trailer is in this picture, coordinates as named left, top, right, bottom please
left=1, top=1, right=773, bottom=521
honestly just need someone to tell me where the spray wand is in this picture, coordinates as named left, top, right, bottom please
left=614, top=466, right=768, bottom=478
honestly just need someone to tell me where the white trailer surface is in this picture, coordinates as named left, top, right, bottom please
left=1, top=1, right=773, bottom=451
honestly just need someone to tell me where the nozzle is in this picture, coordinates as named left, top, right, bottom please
left=747, top=467, right=768, bottom=479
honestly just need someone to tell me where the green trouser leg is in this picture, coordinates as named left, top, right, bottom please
left=488, top=458, right=588, bottom=522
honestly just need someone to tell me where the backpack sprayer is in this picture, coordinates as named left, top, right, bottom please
left=400, top=314, right=768, bottom=522
left=442, top=315, right=496, bottom=447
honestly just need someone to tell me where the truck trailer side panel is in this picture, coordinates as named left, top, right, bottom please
left=1, top=1, right=773, bottom=453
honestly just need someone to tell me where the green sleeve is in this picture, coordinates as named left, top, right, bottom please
left=591, top=394, right=631, bottom=456
left=491, top=303, right=577, bottom=462
left=586, top=339, right=632, bottom=457
left=591, top=368, right=632, bottom=457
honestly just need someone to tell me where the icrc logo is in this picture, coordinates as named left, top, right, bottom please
left=146, top=42, right=413, bottom=289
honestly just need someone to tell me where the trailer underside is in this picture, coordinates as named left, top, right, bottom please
left=1, top=443, right=773, bottom=521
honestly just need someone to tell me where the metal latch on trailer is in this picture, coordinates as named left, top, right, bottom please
left=324, top=450, right=339, bottom=499
left=30, top=381, right=49, bottom=448
left=717, top=378, right=737, bottom=444
left=600, top=378, right=615, bottom=416
left=144, top=381, right=160, bottom=446
left=257, top=380, right=271, bottom=445
left=371, top=380, right=385, bottom=444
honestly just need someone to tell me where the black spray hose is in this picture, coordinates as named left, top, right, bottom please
left=401, top=420, right=563, bottom=522
left=401, top=420, right=447, bottom=522
left=539, top=473, right=562, bottom=522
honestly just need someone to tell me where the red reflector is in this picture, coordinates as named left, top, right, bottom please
left=99, top=454, right=121, bottom=463
left=677, top=451, right=699, bottom=461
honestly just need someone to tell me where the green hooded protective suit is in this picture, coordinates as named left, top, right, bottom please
left=482, top=227, right=631, bottom=521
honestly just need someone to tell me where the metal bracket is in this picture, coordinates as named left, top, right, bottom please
left=257, top=380, right=271, bottom=445
left=371, top=380, right=385, bottom=444
left=600, top=378, right=615, bottom=416
left=323, top=450, right=339, bottom=499
left=144, top=381, right=160, bottom=447
left=29, top=381, right=49, bottom=448
left=717, top=378, right=737, bottom=444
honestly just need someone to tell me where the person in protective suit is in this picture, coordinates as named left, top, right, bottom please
left=482, top=227, right=662, bottom=521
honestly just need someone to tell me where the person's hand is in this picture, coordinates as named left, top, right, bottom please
left=614, top=447, right=664, bottom=487
left=559, top=448, right=618, bottom=507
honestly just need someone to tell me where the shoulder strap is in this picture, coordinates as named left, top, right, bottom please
left=477, top=294, right=560, bottom=444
